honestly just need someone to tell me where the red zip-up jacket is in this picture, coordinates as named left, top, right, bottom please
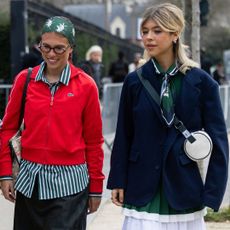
left=0, top=64, right=104, bottom=193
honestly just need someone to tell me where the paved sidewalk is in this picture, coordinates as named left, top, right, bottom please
left=87, top=200, right=123, bottom=230
left=87, top=199, right=230, bottom=230
left=0, top=195, right=14, bottom=230
left=1, top=195, right=229, bottom=230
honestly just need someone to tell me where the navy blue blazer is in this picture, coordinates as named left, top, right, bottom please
left=107, top=59, right=229, bottom=211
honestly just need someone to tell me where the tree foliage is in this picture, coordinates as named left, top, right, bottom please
left=201, top=27, right=230, bottom=64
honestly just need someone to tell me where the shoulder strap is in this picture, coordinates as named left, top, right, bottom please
left=136, top=67, right=196, bottom=143
left=18, top=67, right=32, bottom=127
left=136, top=68, right=160, bottom=105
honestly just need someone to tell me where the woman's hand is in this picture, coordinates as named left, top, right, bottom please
left=0, top=180, right=15, bottom=203
left=111, top=189, right=124, bottom=206
left=88, top=196, right=101, bottom=214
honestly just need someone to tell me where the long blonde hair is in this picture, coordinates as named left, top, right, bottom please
left=141, top=3, right=199, bottom=74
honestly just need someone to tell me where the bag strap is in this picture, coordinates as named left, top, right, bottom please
left=18, top=67, right=32, bottom=127
left=136, top=67, right=195, bottom=143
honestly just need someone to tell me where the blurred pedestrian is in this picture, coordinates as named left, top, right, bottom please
left=0, top=16, right=104, bottom=230
left=213, top=62, right=227, bottom=85
left=80, top=45, right=104, bottom=98
left=21, top=37, right=43, bottom=69
left=200, top=48, right=212, bottom=74
left=109, top=51, right=128, bottom=83
left=128, top=52, right=142, bottom=73
left=107, top=3, right=229, bottom=230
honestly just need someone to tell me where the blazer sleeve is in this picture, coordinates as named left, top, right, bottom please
left=202, top=80, right=229, bottom=211
left=107, top=76, right=134, bottom=189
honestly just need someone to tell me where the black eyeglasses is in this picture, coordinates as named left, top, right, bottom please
left=39, top=44, right=71, bottom=54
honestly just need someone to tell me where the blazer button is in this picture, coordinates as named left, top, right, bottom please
left=155, top=165, right=160, bottom=170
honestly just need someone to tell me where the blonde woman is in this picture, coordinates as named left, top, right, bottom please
left=107, top=3, right=228, bottom=230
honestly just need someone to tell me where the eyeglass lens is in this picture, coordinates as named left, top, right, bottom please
left=40, top=44, right=69, bottom=54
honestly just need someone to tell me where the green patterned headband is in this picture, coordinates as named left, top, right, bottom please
left=42, top=16, right=75, bottom=46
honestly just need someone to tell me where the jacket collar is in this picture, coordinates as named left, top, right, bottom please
left=151, top=58, right=179, bottom=76
left=35, top=61, right=71, bottom=85
left=175, top=68, right=201, bottom=124
left=139, top=61, right=201, bottom=123
left=137, top=59, right=164, bottom=124
left=29, top=62, right=83, bottom=83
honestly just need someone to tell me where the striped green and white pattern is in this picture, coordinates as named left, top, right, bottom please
left=15, top=159, right=89, bottom=199
left=35, top=61, right=71, bottom=86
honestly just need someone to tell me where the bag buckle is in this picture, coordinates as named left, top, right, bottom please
left=174, top=119, right=184, bottom=130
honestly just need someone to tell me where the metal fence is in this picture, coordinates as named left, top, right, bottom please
left=102, top=84, right=230, bottom=137
left=219, top=85, right=230, bottom=132
left=0, top=85, right=11, bottom=105
left=1, top=84, right=230, bottom=133
left=0, top=85, right=12, bottom=118
left=102, top=83, right=123, bottom=150
left=102, top=83, right=123, bottom=135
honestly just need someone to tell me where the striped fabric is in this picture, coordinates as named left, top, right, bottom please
left=35, top=61, right=71, bottom=85
left=14, top=62, right=89, bottom=200
left=15, top=160, right=89, bottom=199
left=152, top=59, right=180, bottom=127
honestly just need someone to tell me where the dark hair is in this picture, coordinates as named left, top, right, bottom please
left=118, top=51, right=125, bottom=59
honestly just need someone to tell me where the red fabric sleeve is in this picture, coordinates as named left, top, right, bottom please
left=82, top=80, right=105, bottom=194
left=0, top=69, right=28, bottom=176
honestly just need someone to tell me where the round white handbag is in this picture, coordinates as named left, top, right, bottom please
left=184, top=131, right=213, bottom=161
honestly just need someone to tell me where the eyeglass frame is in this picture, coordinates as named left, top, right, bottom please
left=38, top=43, right=71, bottom=55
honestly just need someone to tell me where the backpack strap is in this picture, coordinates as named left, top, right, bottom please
left=18, top=67, right=32, bottom=127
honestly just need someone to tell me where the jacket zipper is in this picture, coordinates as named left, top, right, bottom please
left=50, top=95, right=54, bottom=106
left=45, top=93, right=54, bottom=149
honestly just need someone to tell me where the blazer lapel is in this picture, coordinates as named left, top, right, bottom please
left=164, top=68, right=202, bottom=156
left=175, top=69, right=201, bottom=124
left=138, top=60, right=165, bottom=124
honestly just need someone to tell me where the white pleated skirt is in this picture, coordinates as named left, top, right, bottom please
left=122, top=216, right=206, bottom=230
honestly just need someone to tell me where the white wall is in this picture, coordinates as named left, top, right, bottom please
left=110, top=16, right=126, bottom=39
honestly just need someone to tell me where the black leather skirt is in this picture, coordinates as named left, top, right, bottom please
left=14, top=179, right=88, bottom=230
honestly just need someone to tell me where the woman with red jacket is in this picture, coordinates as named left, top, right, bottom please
left=0, top=16, right=104, bottom=230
